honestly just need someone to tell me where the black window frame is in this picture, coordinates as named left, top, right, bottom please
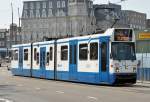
left=46, top=52, right=50, bottom=64
left=34, top=48, right=37, bottom=61
left=79, top=43, right=88, bottom=60
left=24, top=49, right=28, bottom=61
left=101, top=42, right=107, bottom=72
left=36, top=52, right=39, bottom=64
left=61, top=45, right=68, bottom=61
left=50, top=47, right=53, bottom=61
left=90, top=42, right=98, bottom=60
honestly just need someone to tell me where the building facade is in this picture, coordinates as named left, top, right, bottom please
left=21, top=0, right=96, bottom=43
left=135, top=30, right=150, bottom=81
left=146, top=19, right=150, bottom=29
left=94, top=3, right=147, bottom=31
left=122, top=10, right=146, bottom=30
left=0, top=29, right=8, bottom=58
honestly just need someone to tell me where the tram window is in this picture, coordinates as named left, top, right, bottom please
left=61, top=45, right=68, bottom=60
left=14, top=50, right=18, bottom=61
left=47, top=52, right=50, bottom=64
left=34, top=48, right=37, bottom=61
left=90, top=42, right=98, bottom=60
left=37, top=52, right=39, bottom=64
left=79, top=43, right=88, bottom=60
left=24, top=49, right=28, bottom=61
left=101, top=42, right=107, bottom=72
left=69, top=45, right=73, bottom=64
left=70, top=45, right=77, bottom=64
left=74, top=45, right=77, bottom=64
left=50, top=47, right=53, bottom=61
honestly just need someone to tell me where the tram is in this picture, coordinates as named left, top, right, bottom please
left=11, top=28, right=137, bottom=85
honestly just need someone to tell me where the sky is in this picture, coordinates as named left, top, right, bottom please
left=0, top=0, right=150, bottom=28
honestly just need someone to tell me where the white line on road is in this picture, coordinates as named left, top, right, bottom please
left=87, top=96, right=98, bottom=100
left=0, top=98, right=13, bottom=102
left=35, top=87, right=41, bottom=90
left=56, top=91, right=65, bottom=94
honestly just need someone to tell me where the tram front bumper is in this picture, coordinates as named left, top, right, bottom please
left=114, top=73, right=137, bottom=84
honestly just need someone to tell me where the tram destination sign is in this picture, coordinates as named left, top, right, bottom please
left=138, top=33, right=150, bottom=40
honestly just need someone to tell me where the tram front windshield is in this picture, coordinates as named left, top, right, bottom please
left=111, top=42, right=136, bottom=60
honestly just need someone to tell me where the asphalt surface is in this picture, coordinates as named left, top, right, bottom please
left=0, top=66, right=150, bottom=102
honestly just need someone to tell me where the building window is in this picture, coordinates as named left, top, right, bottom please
left=24, top=49, right=28, bottom=61
left=24, top=3, right=28, bottom=9
left=79, top=43, right=88, bottom=60
left=36, top=2, right=40, bottom=9
left=14, top=50, right=18, bottom=61
left=49, top=1, right=53, bottom=8
left=61, top=46, right=68, bottom=60
left=36, top=9, right=40, bottom=18
left=30, top=2, right=34, bottom=9
left=42, top=9, right=47, bottom=17
left=50, top=47, right=53, bottom=61
left=77, top=0, right=84, bottom=2
left=48, top=9, right=53, bottom=17
left=69, top=0, right=75, bottom=3
left=60, top=9, right=65, bottom=16
left=90, top=42, right=98, bottom=60
left=57, top=1, right=60, bottom=8
left=89, top=2, right=92, bottom=8
left=23, top=10, right=28, bottom=18
left=0, top=33, right=4, bottom=38
left=43, top=2, right=47, bottom=8
left=62, top=1, right=66, bottom=8
left=30, top=10, right=34, bottom=18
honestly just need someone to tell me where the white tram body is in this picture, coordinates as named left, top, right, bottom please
left=11, top=28, right=137, bottom=85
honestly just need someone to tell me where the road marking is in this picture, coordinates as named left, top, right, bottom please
left=0, top=98, right=13, bottom=102
left=56, top=91, right=65, bottom=94
left=87, top=96, right=98, bottom=100
left=35, top=87, right=41, bottom=90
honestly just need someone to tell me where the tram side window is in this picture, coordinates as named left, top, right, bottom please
left=50, top=47, right=53, bottom=61
left=24, top=49, right=28, bottom=61
left=14, top=50, right=18, bottom=61
left=61, top=45, right=68, bottom=61
left=79, top=43, right=88, bottom=60
left=101, top=42, right=107, bottom=72
left=37, top=52, right=39, bottom=64
left=47, top=52, right=50, bottom=64
left=90, top=43, right=98, bottom=60
left=34, top=48, right=37, bottom=61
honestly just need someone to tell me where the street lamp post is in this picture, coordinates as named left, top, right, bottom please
left=11, top=2, right=14, bottom=46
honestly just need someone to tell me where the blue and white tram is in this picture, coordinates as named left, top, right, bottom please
left=11, top=43, right=32, bottom=76
left=11, top=28, right=137, bottom=85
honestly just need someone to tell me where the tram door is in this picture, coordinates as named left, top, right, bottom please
left=40, top=47, right=46, bottom=78
left=19, top=47, right=23, bottom=75
left=69, top=40, right=77, bottom=81
left=99, top=37, right=109, bottom=83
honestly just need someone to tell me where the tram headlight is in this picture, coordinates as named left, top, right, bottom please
left=115, top=67, right=119, bottom=73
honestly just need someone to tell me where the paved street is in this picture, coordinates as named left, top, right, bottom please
left=0, top=66, right=150, bottom=102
